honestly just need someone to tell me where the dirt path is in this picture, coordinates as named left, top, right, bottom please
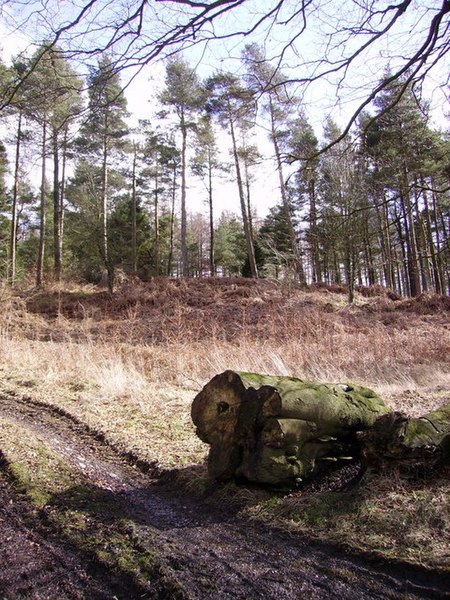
left=0, top=392, right=449, bottom=599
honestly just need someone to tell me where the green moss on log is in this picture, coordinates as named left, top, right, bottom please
left=403, top=405, right=450, bottom=448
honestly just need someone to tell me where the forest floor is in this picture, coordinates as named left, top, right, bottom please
left=0, top=277, right=449, bottom=598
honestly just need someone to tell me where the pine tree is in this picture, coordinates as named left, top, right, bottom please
left=191, top=115, right=225, bottom=276
left=0, top=140, right=9, bottom=276
left=46, top=48, right=83, bottom=282
left=214, top=211, right=247, bottom=276
left=287, top=113, right=321, bottom=283
left=243, top=43, right=305, bottom=282
left=76, top=55, right=129, bottom=292
left=3, top=58, right=28, bottom=285
left=139, top=128, right=181, bottom=276
left=206, top=72, right=258, bottom=278
left=160, top=57, right=204, bottom=277
left=319, top=118, right=366, bottom=302
left=259, top=203, right=295, bottom=278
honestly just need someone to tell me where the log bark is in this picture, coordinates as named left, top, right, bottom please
left=191, top=371, right=390, bottom=484
left=360, top=403, right=450, bottom=473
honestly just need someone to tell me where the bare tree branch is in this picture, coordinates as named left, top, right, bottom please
left=0, top=0, right=448, bottom=154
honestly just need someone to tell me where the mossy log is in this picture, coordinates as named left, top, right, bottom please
left=360, top=403, right=450, bottom=473
left=191, top=370, right=390, bottom=484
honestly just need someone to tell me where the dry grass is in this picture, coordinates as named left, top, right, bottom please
left=244, top=468, right=450, bottom=569
left=0, top=278, right=449, bottom=568
left=1, top=278, right=449, bottom=463
left=1, top=278, right=449, bottom=397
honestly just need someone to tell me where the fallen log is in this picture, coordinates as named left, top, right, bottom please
left=360, top=403, right=450, bottom=473
left=191, top=371, right=390, bottom=484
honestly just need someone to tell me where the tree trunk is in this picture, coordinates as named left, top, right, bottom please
left=308, top=178, right=321, bottom=283
left=208, top=149, right=215, bottom=276
left=180, top=109, right=188, bottom=277
left=270, top=101, right=305, bottom=283
left=394, top=201, right=409, bottom=296
left=400, top=165, right=421, bottom=297
left=36, top=119, right=47, bottom=289
left=9, top=112, right=22, bottom=286
left=422, top=179, right=443, bottom=294
left=53, top=129, right=62, bottom=282
left=59, top=127, right=68, bottom=274
left=154, top=169, right=160, bottom=276
left=167, top=163, right=177, bottom=276
left=101, top=115, right=114, bottom=294
left=131, top=143, right=138, bottom=273
left=229, top=119, right=258, bottom=278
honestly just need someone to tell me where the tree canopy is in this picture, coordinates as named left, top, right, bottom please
left=0, top=2, right=448, bottom=296
left=1, top=0, right=448, bottom=144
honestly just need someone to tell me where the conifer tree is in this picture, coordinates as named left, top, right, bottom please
left=206, top=72, right=258, bottom=278
left=243, top=43, right=305, bottom=282
left=287, top=114, right=321, bottom=283
left=160, top=57, right=204, bottom=277
left=76, top=55, right=129, bottom=292
left=191, top=115, right=224, bottom=275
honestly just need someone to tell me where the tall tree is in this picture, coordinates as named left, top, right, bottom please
left=0, top=60, right=20, bottom=283
left=139, top=128, right=181, bottom=276
left=0, top=139, right=8, bottom=275
left=319, top=118, right=365, bottom=302
left=206, top=72, right=258, bottom=278
left=287, top=114, right=321, bottom=283
left=191, top=115, right=224, bottom=275
left=76, top=55, right=129, bottom=292
left=243, top=43, right=305, bottom=282
left=160, top=57, right=204, bottom=277
left=46, top=48, right=83, bottom=282
left=22, top=46, right=56, bottom=288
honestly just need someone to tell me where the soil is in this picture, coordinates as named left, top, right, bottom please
left=0, top=391, right=449, bottom=599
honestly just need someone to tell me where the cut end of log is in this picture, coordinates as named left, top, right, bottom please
left=191, top=370, right=245, bottom=445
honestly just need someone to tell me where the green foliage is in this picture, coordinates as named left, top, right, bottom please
left=159, top=56, right=204, bottom=119
left=78, top=55, right=129, bottom=156
left=214, top=212, right=247, bottom=276
left=259, top=203, right=295, bottom=267
left=18, top=45, right=82, bottom=128
left=138, top=211, right=175, bottom=279
left=241, top=238, right=265, bottom=278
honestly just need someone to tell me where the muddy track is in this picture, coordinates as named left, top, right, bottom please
left=0, top=392, right=449, bottom=600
